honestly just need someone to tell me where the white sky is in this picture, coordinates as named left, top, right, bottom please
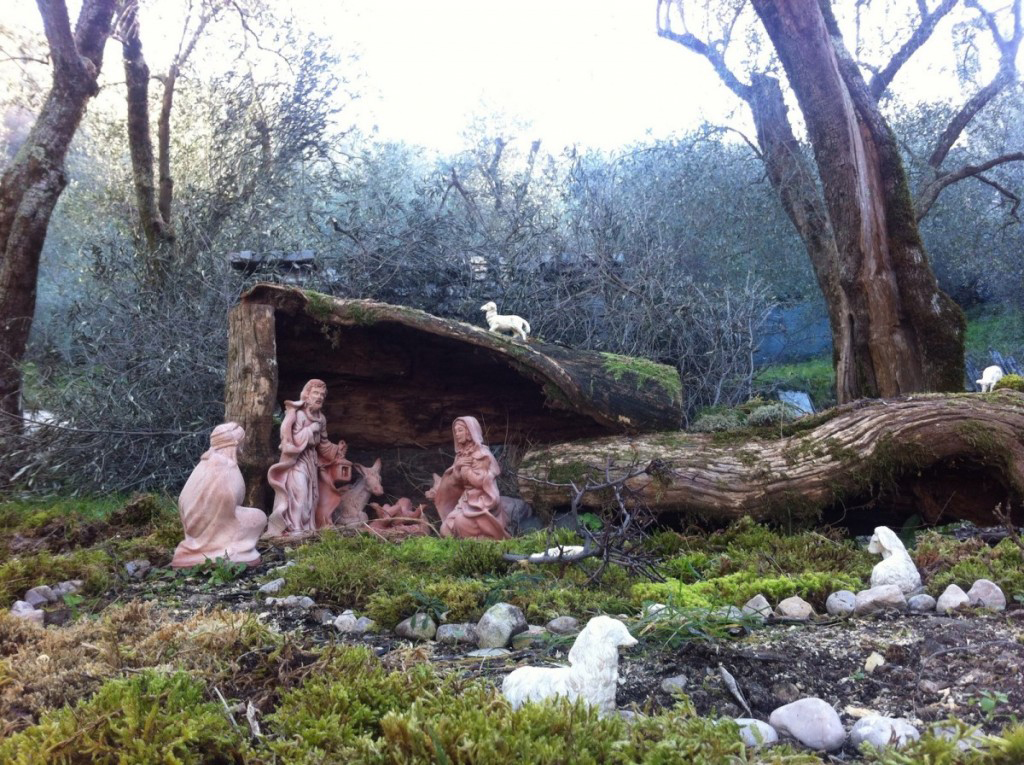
left=300, top=0, right=740, bottom=152
left=5, top=0, right=1015, bottom=154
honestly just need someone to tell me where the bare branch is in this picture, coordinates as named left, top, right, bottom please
left=927, top=0, right=1022, bottom=170
left=916, top=151, right=1024, bottom=219
left=869, top=0, right=959, bottom=99
left=656, top=0, right=752, bottom=102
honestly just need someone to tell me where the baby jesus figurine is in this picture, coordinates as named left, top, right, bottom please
left=367, top=497, right=433, bottom=537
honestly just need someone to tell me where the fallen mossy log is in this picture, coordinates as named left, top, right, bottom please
left=517, top=392, right=1024, bottom=528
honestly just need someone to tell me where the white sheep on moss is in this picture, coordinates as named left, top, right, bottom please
left=501, top=615, right=637, bottom=716
left=976, top=365, right=1004, bottom=392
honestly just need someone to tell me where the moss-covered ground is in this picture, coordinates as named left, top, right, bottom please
left=0, top=496, right=1022, bottom=763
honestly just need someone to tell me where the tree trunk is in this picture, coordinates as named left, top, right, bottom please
left=119, top=0, right=174, bottom=284
left=0, top=0, right=117, bottom=429
left=750, top=0, right=966, bottom=400
left=224, top=301, right=279, bottom=510
left=517, top=392, right=1024, bottom=528
left=746, top=73, right=856, bottom=400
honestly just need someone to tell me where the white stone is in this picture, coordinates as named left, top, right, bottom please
left=466, top=647, right=511, bottom=658
left=644, top=603, right=667, bottom=617
left=660, top=674, right=688, bottom=694
left=476, top=602, right=527, bottom=648
left=936, top=584, right=971, bottom=613
left=23, top=585, right=57, bottom=607
left=742, top=594, right=773, bottom=620
left=826, top=590, right=856, bottom=617
left=124, top=559, right=151, bottom=579
left=775, top=596, right=814, bottom=620
left=850, top=716, right=920, bottom=750
left=333, top=612, right=359, bottom=633
left=867, top=526, right=922, bottom=594
left=855, top=585, right=908, bottom=615
left=735, top=718, right=779, bottom=748
left=967, top=579, right=1006, bottom=611
left=864, top=652, right=885, bottom=673
left=907, top=594, right=936, bottom=613
left=10, top=600, right=45, bottom=627
left=546, top=616, right=579, bottom=634
left=395, top=614, right=437, bottom=641
left=51, top=580, right=83, bottom=598
left=769, top=697, right=846, bottom=751
left=265, top=595, right=315, bottom=610
left=258, top=578, right=286, bottom=594
left=354, top=617, right=377, bottom=633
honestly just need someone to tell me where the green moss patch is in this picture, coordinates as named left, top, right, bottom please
left=600, top=352, right=682, bottom=403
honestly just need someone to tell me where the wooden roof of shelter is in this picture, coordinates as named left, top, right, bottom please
left=225, top=284, right=682, bottom=506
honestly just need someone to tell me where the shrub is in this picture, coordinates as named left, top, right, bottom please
left=0, top=671, right=245, bottom=764
left=994, top=374, right=1024, bottom=392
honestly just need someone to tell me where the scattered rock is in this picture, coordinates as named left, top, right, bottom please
left=511, top=626, right=549, bottom=650
left=660, top=674, right=688, bottom=694
left=51, top=580, right=83, bottom=598
left=476, top=602, right=527, bottom=648
left=124, top=559, right=151, bottom=579
left=769, top=697, right=846, bottom=751
left=23, top=585, right=57, bottom=607
left=854, top=585, right=907, bottom=615
left=266, top=595, right=315, bottom=610
left=967, top=579, right=1006, bottom=611
left=10, top=600, right=44, bottom=627
left=436, top=623, right=479, bottom=645
left=546, top=615, right=579, bottom=634
left=354, top=616, right=377, bottom=633
left=743, top=594, right=772, bottom=620
left=313, top=609, right=335, bottom=625
left=849, top=715, right=919, bottom=750
left=864, top=652, right=886, bottom=674
left=936, top=584, right=971, bottom=613
left=826, top=590, right=855, bottom=617
left=396, top=614, right=437, bottom=641
left=908, top=594, right=936, bottom=613
left=258, top=578, right=286, bottom=594
left=775, top=596, right=814, bottom=620
left=771, top=682, right=802, bottom=706
left=918, top=679, right=947, bottom=695
left=333, top=611, right=359, bottom=633
left=735, top=718, right=779, bottom=748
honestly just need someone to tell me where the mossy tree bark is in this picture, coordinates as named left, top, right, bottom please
left=748, top=0, right=965, bottom=401
left=0, top=0, right=117, bottom=430
left=517, top=393, right=1024, bottom=528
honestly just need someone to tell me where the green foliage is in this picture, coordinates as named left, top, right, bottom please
left=993, top=374, right=1024, bottom=392
left=747, top=402, right=800, bottom=427
left=690, top=411, right=743, bottom=432
left=917, top=535, right=1024, bottom=598
left=0, top=548, right=112, bottom=604
left=964, top=309, right=1024, bottom=355
left=0, top=671, right=244, bottom=764
left=755, top=356, right=836, bottom=410
left=600, top=352, right=683, bottom=403
left=633, top=570, right=863, bottom=610
left=862, top=722, right=1024, bottom=764
left=263, top=645, right=820, bottom=764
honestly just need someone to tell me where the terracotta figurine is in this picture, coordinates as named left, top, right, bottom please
left=430, top=416, right=509, bottom=540
left=367, top=496, right=433, bottom=537
left=172, top=422, right=267, bottom=568
left=265, top=379, right=351, bottom=536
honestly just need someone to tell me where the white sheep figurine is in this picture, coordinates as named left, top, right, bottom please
left=867, top=526, right=922, bottom=594
left=976, top=365, right=1004, bottom=392
left=501, top=615, right=637, bottom=716
left=480, top=301, right=531, bottom=341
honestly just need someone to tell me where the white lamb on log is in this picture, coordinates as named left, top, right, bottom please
left=480, top=301, right=531, bottom=341
left=501, top=615, right=637, bottom=716
left=976, top=365, right=1004, bottom=393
